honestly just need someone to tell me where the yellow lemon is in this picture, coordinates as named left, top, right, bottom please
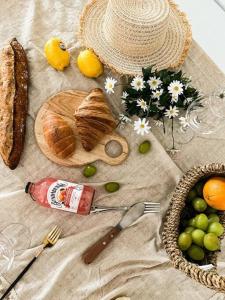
left=44, top=37, right=70, bottom=71
left=77, top=49, right=103, bottom=78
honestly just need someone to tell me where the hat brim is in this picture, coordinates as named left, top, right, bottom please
left=79, top=0, right=192, bottom=75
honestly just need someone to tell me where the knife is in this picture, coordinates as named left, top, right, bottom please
left=82, top=202, right=145, bottom=264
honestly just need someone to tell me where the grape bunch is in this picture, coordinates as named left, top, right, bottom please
left=178, top=180, right=224, bottom=262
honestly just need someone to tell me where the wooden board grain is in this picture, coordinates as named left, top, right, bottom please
left=35, top=90, right=129, bottom=167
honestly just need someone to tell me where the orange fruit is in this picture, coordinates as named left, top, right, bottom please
left=203, top=177, right=225, bottom=210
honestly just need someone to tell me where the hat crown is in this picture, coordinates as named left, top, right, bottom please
left=103, top=0, right=170, bottom=56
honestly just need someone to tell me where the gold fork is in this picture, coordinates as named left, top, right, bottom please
left=0, top=225, right=62, bottom=300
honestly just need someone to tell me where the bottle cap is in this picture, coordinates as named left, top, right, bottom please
left=25, top=182, right=32, bottom=193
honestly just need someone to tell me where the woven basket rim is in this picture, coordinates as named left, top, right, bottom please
left=162, top=163, right=225, bottom=292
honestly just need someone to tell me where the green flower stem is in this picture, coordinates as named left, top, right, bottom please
left=171, top=117, right=175, bottom=150
left=162, top=117, right=166, bottom=134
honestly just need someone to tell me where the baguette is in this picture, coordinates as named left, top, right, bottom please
left=0, top=38, right=29, bottom=169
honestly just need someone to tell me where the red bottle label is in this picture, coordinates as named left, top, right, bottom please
left=47, top=180, right=84, bottom=213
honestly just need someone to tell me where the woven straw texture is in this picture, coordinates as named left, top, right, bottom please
left=79, top=0, right=192, bottom=75
left=162, top=163, right=225, bottom=292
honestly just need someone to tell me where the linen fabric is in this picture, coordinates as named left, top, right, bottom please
left=0, top=1, right=225, bottom=299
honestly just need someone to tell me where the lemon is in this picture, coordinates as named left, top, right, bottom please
left=44, top=37, right=70, bottom=71
left=77, top=49, right=103, bottom=78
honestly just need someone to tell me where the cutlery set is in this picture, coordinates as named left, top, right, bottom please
left=0, top=201, right=160, bottom=299
left=90, top=201, right=160, bottom=214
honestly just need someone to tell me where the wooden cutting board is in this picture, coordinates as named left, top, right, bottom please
left=35, top=90, right=129, bottom=167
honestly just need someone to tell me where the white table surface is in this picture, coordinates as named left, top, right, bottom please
left=176, top=0, right=225, bottom=74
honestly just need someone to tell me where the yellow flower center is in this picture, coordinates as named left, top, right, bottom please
left=137, top=81, right=141, bottom=86
left=174, top=86, right=179, bottom=91
left=108, top=83, right=112, bottom=88
left=153, top=81, right=157, bottom=85
left=140, top=124, right=145, bottom=128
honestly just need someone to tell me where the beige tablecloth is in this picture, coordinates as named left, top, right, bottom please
left=1, top=1, right=225, bottom=299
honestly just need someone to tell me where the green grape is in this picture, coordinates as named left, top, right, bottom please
left=188, top=218, right=196, bottom=227
left=187, top=189, right=197, bottom=202
left=195, top=213, right=209, bottom=231
left=185, top=226, right=195, bottom=234
left=204, top=233, right=220, bottom=251
left=104, top=182, right=120, bottom=193
left=195, top=181, right=205, bottom=197
left=187, top=245, right=205, bottom=261
left=178, top=232, right=192, bottom=251
left=192, top=198, right=207, bottom=212
left=138, top=140, right=151, bottom=154
left=207, top=222, right=224, bottom=237
left=208, top=213, right=220, bottom=224
left=191, top=229, right=205, bottom=247
left=83, top=165, right=97, bottom=177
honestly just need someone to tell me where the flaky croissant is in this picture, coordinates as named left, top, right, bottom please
left=74, top=88, right=117, bottom=151
left=43, top=114, right=76, bottom=158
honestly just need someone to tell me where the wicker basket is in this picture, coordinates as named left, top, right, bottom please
left=162, top=163, right=225, bottom=292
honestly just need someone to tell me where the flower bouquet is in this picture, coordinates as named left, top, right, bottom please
left=105, top=67, right=201, bottom=149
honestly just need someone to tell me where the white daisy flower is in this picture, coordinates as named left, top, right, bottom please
left=152, top=89, right=163, bottom=100
left=122, top=91, right=129, bottom=99
left=179, top=117, right=189, bottom=128
left=168, top=80, right=183, bottom=97
left=134, top=118, right=151, bottom=135
left=154, top=120, right=163, bottom=127
left=136, top=99, right=148, bottom=112
left=131, top=76, right=145, bottom=91
left=148, top=76, right=162, bottom=90
left=171, top=94, right=179, bottom=103
left=104, top=77, right=117, bottom=94
left=164, top=106, right=179, bottom=118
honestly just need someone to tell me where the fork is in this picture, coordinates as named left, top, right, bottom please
left=0, top=225, right=62, bottom=300
left=90, top=202, right=160, bottom=214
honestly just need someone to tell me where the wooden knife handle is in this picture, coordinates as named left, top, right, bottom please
left=82, top=225, right=122, bottom=264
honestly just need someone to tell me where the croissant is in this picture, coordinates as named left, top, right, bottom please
left=74, top=88, right=117, bottom=151
left=43, top=114, right=76, bottom=158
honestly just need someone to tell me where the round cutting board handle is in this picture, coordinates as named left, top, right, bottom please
left=99, top=134, right=129, bottom=165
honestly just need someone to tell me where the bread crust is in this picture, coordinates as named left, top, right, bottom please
left=0, top=44, right=15, bottom=164
left=43, top=114, right=76, bottom=158
left=0, top=38, right=29, bottom=169
left=74, top=88, right=117, bottom=151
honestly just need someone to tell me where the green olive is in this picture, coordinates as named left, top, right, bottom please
left=83, top=165, right=97, bottom=178
left=138, top=140, right=151, bottom=154
left=104, top=182, right=120, bottom=193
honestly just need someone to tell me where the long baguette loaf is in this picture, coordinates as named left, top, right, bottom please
left=0, top=38, right=29, bottom=169
left=0, top=44, right=15, bottom=164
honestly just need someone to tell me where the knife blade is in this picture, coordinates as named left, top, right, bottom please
left=82, top=203, right=145, bottom=264
left=118, top=202, right=145, bottom=228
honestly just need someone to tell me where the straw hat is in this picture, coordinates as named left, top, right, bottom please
left=79, top=0, right=192, bottom=75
